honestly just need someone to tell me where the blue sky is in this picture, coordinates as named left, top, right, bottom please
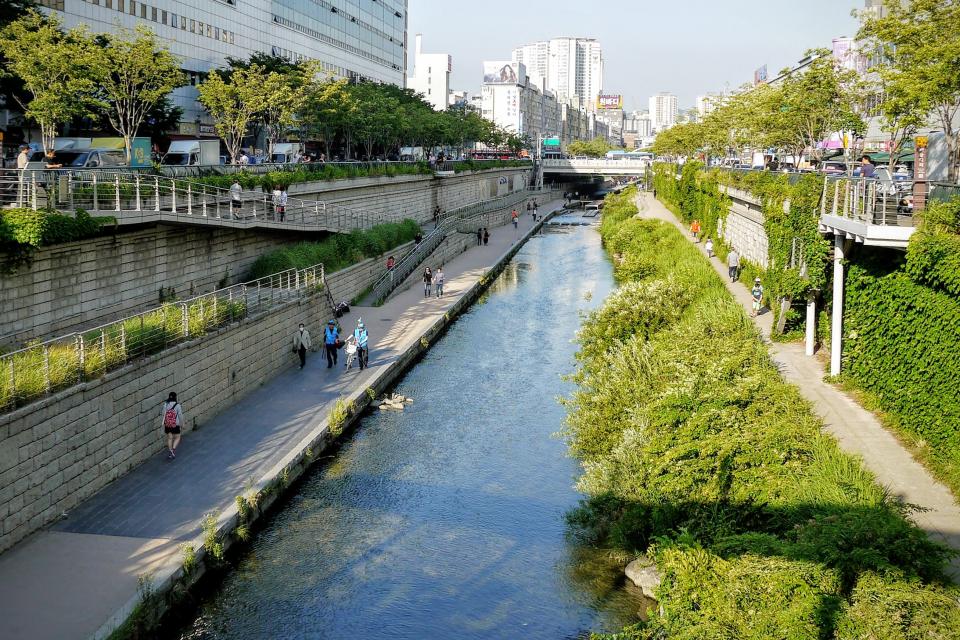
left=407, top=0, right=862, bottom=111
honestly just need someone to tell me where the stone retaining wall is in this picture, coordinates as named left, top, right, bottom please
left=0, top=289, right=329, bottom=555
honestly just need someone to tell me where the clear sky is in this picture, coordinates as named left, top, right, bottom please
left=406, top=0, right=863, bottom=111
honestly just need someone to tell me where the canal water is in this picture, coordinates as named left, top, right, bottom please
left=174, top=214, right=644, bottom=639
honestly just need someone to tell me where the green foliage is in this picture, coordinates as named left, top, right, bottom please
left=905, top=199, right=960, bottom=297
left=0, top=208, right=112, bottom=267
left=843, top=250, right=960, bottom=495
left=567, top=194, right=959, bottom=638
left=328, top=398, right=350, bottom=438
left=568, top=136, right=620, bottom=158
left=201, top=512, right=224, bottom=563
left=248, top=219, right=419, bottom=279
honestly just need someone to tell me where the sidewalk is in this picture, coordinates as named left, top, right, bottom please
left=636, top=191, right=960, bottom=580
left=0, top=199, right=564, bottom=640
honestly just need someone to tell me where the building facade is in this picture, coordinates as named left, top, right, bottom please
left=407, top=34, right=451, bottom=111
left=648, top=92, right=678, bottom=132
left=511, top=37, right=604, bottom=112
left=37, top=0, right=409, bottom=128
left=481, top=62, right=560, bottom=144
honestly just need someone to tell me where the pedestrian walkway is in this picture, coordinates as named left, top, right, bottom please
left=636, top=191, right=960, bottom=580
left=0, top=198, right=564, bottom=640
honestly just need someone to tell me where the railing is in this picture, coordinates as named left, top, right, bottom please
left=157, top=160, right=430, bottom=179
left=0, top=264, right=326, bottom=413
left=929, top=181, right=960, bottom=205
left=367, top=187, right=556, bottom=305
left=820, top=175, right=914, bottom=227
left=0, top=169, right=398, bottom=232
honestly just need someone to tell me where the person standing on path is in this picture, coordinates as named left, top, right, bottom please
left=271, top=185, right=282, bottom=220
left=386, top=255, right=395, bottom=284
left=705, top=238, right=714, bottom=259
left=434, top=266, right=444, bottom=298
left=512, top=209, right=519, bottom=231
left=751, top=277, right=764, bottom=317
left=422, top=267, right=433, bottom=298
left=691, top=219, right=701, bottom=242
left=477, top=227, right=483, bottom=246
left=483, top=228, right=490, bottom=245
left=353, top=319, right=369, bottom=369
left=230, top=179, right=242, bottom=218
left=324, top=320, right=340, bottom=368
left=293, top=322, right=312, bottom=369
left=727, top=249, right=740, bottom=282
left=16, top=145, right=29, bottom=206
left=278, top=188, right=288, bottom=222
left=533, top=200, right=539, bottom=221
left=161, top=392, right=183, bottom=460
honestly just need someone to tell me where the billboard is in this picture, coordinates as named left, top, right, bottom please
left=483, top=61, right=522, bottom=85
left=596, top=94, right=623, bottom=110
left=754, top=65, right=768, bottom=85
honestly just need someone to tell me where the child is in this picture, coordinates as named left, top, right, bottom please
left=751, top=277, right=764, bottom=317
left=705, top=238, right=714, bottom=258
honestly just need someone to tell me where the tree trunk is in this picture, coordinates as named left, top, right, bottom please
left=124, top=134, right=133, bottom=165
left=41, top=121, right=57, bottom=156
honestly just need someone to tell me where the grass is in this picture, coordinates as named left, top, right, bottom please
left=569, top=186, right=960, bottom=639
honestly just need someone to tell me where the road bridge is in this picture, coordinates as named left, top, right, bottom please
left=542, top=158, right=650, bottom=176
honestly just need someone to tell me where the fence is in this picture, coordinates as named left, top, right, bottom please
left=820, top=175, right=914, bottom=227
left=929, top=181, right=960, bottom=205
left=0, top=264, right=326, bottom=413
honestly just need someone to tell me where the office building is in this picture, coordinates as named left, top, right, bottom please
left=511, top=37, right=604, bottom=111
left=481, top=61, right=560, bottom=143
left=407, top=34, right=451, bottom=111
left=37, top=0, right=409, bottom=128
left=648, top=92, right=678, bottom=132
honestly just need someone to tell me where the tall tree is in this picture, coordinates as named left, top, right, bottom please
left=859, top=0, right=960, bottom=180
left=0, top=10, right=103, bottom=154
left=261, top=70, right=306, bottom=153
left=92, top=26, right=184, bottom=163
left=197, top=65, right=267, bottom=164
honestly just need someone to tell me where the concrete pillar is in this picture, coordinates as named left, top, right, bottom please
left=830, top=235, right=845, bottom=376
left=805, top=294, right=816, bottom=357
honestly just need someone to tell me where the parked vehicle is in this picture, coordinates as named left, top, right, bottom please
left=270, top=142, right=303, bottom=164
left=819, top=160, right=849, bottom=175
left=162, top=140, right=220, bottom=166
left=28, top=148, right=127, bottom=168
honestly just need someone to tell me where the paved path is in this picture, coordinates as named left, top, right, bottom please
left=0, top=199, right=564, bottom=640
left=636, top=191, right=960, bottom=579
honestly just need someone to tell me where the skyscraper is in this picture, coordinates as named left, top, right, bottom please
left=648, top=93, right=678, bottom=132
left=511, top=37, right=604, bottom=111
left=407, top=34, right=452, bottom=111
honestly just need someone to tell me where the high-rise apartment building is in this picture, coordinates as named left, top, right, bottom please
left=511, top=37, right=603, bottom=111
left=407, top=34, right=451, bottom=111
left=648, top=92, right=678, bottom=132
left=37, top=0, right=408, bottom=127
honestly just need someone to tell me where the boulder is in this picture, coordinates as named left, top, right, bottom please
left=625, top=557, right=662, bottom=599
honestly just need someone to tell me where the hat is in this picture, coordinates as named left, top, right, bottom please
left=755, top=277, right=761, bottom=283
left=327, top=319, right=335, bottom=325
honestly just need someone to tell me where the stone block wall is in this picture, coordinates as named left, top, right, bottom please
left=0, top=290, right=328, bottom=554
left=0, top=226, right=303, bottom=348
left=719, top=203, right=769, bottom=267
left=325, top=241, right=415, bottom=304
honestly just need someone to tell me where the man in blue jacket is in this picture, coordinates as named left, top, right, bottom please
left=324, top=320, right=340, bottom=368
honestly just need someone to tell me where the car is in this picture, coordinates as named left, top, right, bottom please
left=819, top=160, right=848, bottom=175
left=28, top=148, right=127, bottom=168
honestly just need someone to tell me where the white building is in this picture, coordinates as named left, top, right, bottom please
left=511, top=37, right=603, bottom=111
left=696, top=94, right=721, bottom=119
left=648, top=92, right=678, bottom=132
left=481, top=61, right=560, bottom=144
left=37, top=0, right=408, bottom=129
left=407, top=34, right=451, bottom=111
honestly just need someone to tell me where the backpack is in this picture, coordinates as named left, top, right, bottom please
left=163, top=403, right=178, bottom=429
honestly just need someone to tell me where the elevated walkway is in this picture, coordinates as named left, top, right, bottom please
left=542, top=158, right=651, bottom=176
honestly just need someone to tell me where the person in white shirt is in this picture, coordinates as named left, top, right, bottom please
left=279, top=189, right=288, bottom=222
left=16, top=145, right=29, bottom=205
left=230, top=180, right=242, bottom=218
left=271, top=186, right=282, bottom=220
left=239, top=152, right=250, bottom=165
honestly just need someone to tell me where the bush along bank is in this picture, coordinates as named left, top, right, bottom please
left=842, top=198, right=960, bottom=497
left=0, top=208, right=115, bottom=272
left=567, top=187, right=960, bottom=639
left=652, top=162, right=830, bottom=339
left=247, top=218, right=420, bottom=279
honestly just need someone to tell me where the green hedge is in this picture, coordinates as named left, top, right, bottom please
left=569, top=187, right=959, bottom=639
left=1, top=208, right=115, bottom=271
left=248, top=218, right=420, bottom=280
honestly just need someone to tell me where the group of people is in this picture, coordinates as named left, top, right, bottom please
left=421, top=266, right=445, bottom=298
left=293, top=318, right=370, bottom=371
left=688, top=222, right=765, bottom=318
left=476, top=227, right=490, bottom=246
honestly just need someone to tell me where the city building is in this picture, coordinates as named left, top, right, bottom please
left=696, top=94, right=722, bottom=119
left=648, top=92, right=678, bottom=132
left=36, top=0, right=409, bottom=129
left=407, top=34, right=451, bottom=111
left=511, top=37, right=604, bottom=111
left=481, top=61, right=560, bottom=144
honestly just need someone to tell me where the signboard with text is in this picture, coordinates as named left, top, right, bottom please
left=596, top=95, right=623, bottom=110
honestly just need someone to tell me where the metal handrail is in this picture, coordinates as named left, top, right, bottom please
left=819, top=175, right=914, bottom=227
left=0, top=263, right=326, bottom=414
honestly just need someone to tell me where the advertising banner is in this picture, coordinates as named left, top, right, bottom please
left=596, top=95, right=623, bottom=110
left=754, top=65, right=768, bottom=85
left=483, top=61, right=521, bottom=85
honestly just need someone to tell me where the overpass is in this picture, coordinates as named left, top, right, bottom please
left=542, top=158, right=651, bottom=176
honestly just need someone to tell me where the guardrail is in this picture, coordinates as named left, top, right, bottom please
left=0, top=169, right=397, bottom=232
left=0, top=264, right=326, bottom=414
left=367, top=187, right=558, bottom=305
left=820, top=175, right=914, bottom=226
left=930, top=181, right=960, bottom=205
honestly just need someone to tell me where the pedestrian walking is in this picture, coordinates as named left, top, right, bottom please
left=293, top=322, right=312, bottom=369
left=230, top=179, right=242, bottom=217
left=483, top=228, right=490, bottom=245
left=353, top=319, right=369, bottom=369
left=511, top=209, right=519, bottom=231
left=422, top=267, right=433, bottom=298
left=727, top=249, right=740, bottom=282
left=705, top=238, right=714, bottom=258
left=161, top=392, right=183, bottom=460
left=533, top=200, right=539, bottom=221
left=434, top=266, right=444, bottom=298
left=434, top=206, right=441, bottom=226
left=16, top=145, right=29, bottom=206
left=278, top=188, right=288, bottom=221
left=477, top=227, right=483, bottom=246
left=860, top=154, right=876, bottom=178
left=751, top=277, right=764, bottom=317
left=272, top=185, right=282, bottom=220
left=324, top=320, right=340, bottom=368
left=415, top=231, right=423, bottom=245
left=386, top=255, right=396, bottom=284
left=691, top=219, right=701, bottom=242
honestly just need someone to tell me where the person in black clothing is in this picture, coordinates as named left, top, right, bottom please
left=477, top=227, right=483, bottom=246
left=415, top=231, right=423, bottom=245
left=483, top=228, right=490, bottom=245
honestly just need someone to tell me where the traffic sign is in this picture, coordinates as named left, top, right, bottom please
left=543, top=137, right=560, bottom=147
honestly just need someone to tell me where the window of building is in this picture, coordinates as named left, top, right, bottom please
left=206, top=24, right=212, bottom=38
left=128, top=0, right=136, bottom=15
left=162, top=10, right=167, bottom=24
left=190, top=20, right=196, bottom=33
left=214, top=27, right=220, bottom=41
left=38, top=0, right=65, bottom=8
left=117, top=0, right=124, bottom=11
left=140, top=3, right=147, bottom=19
left=151, top=6, right=157, bottom=21
left=181, top=16, right=186, bottom=30
left=170, top=13, right=176, bottom=27
left=229, top=31, right=235, bottom=44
